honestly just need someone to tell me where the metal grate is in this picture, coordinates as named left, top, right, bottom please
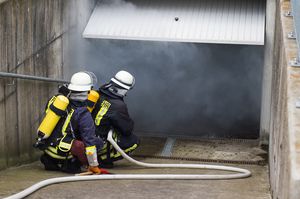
left=133, top=136, right=267, bottom=166
left=133, top=154, right=267, bottom=166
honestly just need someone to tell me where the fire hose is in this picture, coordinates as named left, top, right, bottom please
left=4, top=130, right=251, bottom=199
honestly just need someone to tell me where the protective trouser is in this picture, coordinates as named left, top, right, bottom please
left=40, top=138, right=83, bottom=173
left=40, top=153, right=81, bottom=174
left=98, top=133, right=139, bottom=162
left=70, top=140, right=88, bottom=165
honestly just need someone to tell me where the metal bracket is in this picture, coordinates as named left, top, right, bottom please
left=290, top=58, right=300, bottom=67
left=284, top=11, right=293, bottom=17
left=287, top=32, right=296, bottom=39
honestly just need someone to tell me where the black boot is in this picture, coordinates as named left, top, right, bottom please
left=61, top=158, right=82, bottom=174
left=40, top=154, right=60, bottom=171
left=99, top=159, right=114, bottom=168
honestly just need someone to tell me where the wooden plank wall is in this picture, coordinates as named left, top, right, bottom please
left=0, top=0, right=71, bottom=170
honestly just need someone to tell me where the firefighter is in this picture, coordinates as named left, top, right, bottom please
left=36, top=71, right=105, bottom=174
left=92, top=70, right=139, bottom=168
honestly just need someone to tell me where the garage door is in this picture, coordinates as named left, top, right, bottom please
left=83, top=0, right=265, bottom=45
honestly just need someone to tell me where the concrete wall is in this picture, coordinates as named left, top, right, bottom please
left=269, top=1, right=300, bottom=198
left=0, top=0, right=96, bottom=170
left=260, top=0, right=276, bottom=145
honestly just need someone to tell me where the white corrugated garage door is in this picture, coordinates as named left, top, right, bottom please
left=83, top=0, right=265, bottom=45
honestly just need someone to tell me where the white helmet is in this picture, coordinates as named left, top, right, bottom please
left=68, top=71, right=93, bottom=92
left=111, top=70, right=135, bottom=90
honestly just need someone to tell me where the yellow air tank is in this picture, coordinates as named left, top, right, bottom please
left=87, top=90, right=100, bottom=112
left=37, top=95, right=69, bottom=139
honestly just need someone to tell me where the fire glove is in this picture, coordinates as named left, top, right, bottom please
left=88, top=166, right=102, bottom=174
left=88, top=166, right=110, bottom=174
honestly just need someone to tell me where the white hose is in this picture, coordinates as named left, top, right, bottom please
left=107, top=130, right=251, bottom=178
left=4, top=130, right=251, bottom=199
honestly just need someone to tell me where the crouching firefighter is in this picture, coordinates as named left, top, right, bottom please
left=92, top=70, right=140, bottom=168
left=34, top=71, right=105, bottom=174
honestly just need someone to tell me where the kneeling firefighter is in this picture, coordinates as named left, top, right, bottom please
left=92, top=70, right=140, bottom=168
left=34, top=71, right=106, bottom=174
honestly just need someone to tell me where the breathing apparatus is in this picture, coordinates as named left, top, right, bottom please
left=34, top=95, right=70, bottom=148
left=58, top=84, right=71, bottom=97
left=34, top=71, right=97, bottom=148
left=87, top=90, right=100, bottom=112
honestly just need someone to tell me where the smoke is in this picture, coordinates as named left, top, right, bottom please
left=66, top=0, right=264, bottom=139
left=102, top=0, right=136, bottom=9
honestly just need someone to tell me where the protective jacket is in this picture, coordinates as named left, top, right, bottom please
left=69, top=100, right=102, bottom=148
left=42, top=96, right=102, bottom=160
left=92, top=87, right=134, bottom=138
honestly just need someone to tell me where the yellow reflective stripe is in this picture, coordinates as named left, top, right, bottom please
left=86, top=145, right=96, bottom=151
left=62, top=109, right=74, bottom=135
left=112, top=131, right=117, bottom=139
left=100, top=154, right=109, bottom=160
left=98, top=132, right=117, bottom=154
left=47, top=146, right=73, bottom=158
left=100, top=144, right=138, bottom=160
left=125, top=144, right=138, bottom=153
left=58, top=139, right=74, bottom=153
left=113, top=144, right=138, bottom=158
left=45, top=147, right=73, bottom=160
left=99, top=141, right=115, bottom=154
left=47, top=146, right=58, bottom=154
left=95, top=100, right=111, bottom=126
left=86, top=145, right=96, bottom=150
left=98, top=143, right=109, bottom=155
left=86, top=145, right=96, bottom=156
left=100, top=152, right=120, bottom=160
left=45, top=150, right=73, bottom=159
left=45, top=150, right=66, bottom=159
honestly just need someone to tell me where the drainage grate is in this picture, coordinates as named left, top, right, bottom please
left=132, top=154, right=267, bottom=166
left=134, top=136, right=267, bottom=166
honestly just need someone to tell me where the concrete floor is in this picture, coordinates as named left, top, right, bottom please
left=0, top=137, right=271, bottom=199
left=0, top=159, right=270, bottom=199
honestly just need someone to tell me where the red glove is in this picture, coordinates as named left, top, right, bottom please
left=88, top=166, right=110, bottom=174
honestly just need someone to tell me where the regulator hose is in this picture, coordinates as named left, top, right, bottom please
left=4, top=130, right=251, bottom=199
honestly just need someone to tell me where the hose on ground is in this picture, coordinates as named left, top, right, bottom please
left=4, top=130, right=251, bottom=199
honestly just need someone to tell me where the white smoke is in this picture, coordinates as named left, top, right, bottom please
left=66, top=0, right=264, bottom=139
left=102, top=0, right=136, bottom=9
